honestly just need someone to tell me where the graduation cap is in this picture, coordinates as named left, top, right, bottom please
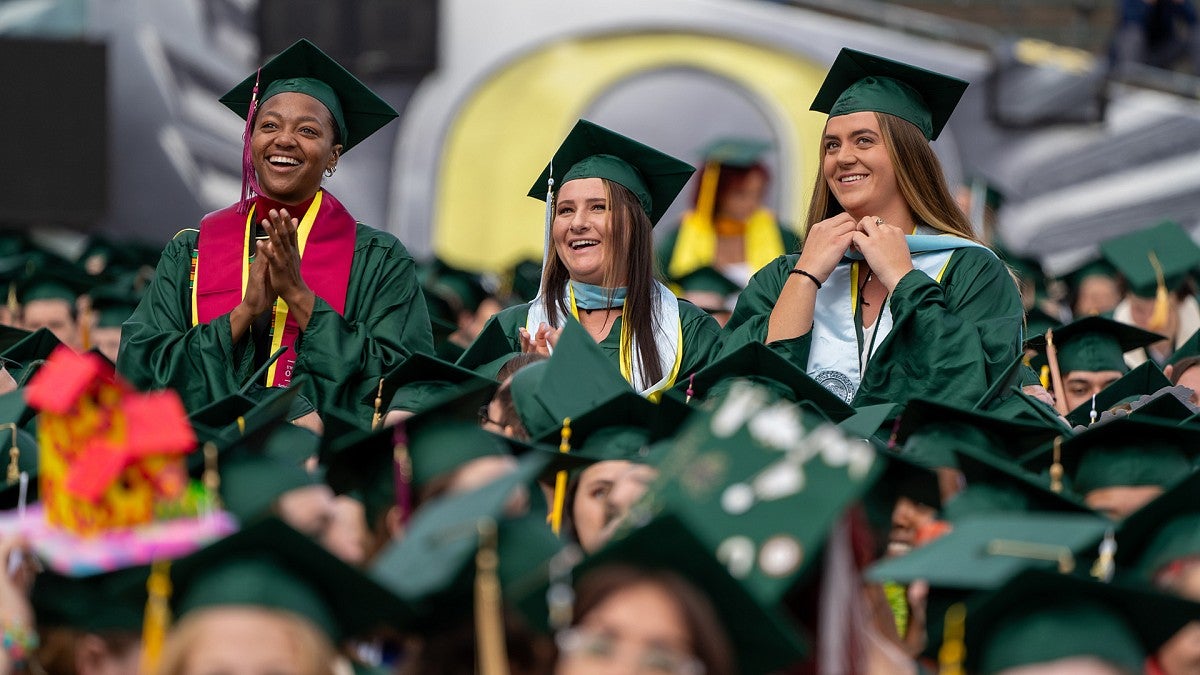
left=1100, top=220, right=1200, bottom=298
left=555, top=513, right=809, bottom=674
left=216, top=422, right=323, bottom=524
left=895, top=398, right=1062, bottom=466
left=1, top=327, right=63, bottom=386
left=527, top=119, right=695, bottom=226
left=31, top=565, right=150, bottom=634
left=1114, top=470, right=1200, bottom=581
left=1171, top=326, right=1200, bottom=366
left=1023, top=416, right=1199, bottom=499
left=88, top=280, right=139, bottom=329
left=1063, top=360, right=1172, bottom=427
left=400, top=382, right=515, bottom=490
left=427, top=261, right=489, bottom=315
left=668, top=340, right=855, bottom=422
left=508, top=258, right=543, bottom=304
left=672, top=266, right=740, bottom=315
left=940, top=440, right=1094, bottom=521
left=860, top=448, right=944, bottom=551
left=836, top=402, right=903, bottom=443
left=369, top=454, right=558, bottom=632
left=698, top=137, right=772, bottom=168
left=455, top=317, right=520, bottom=380
left=532, top=391, right=691, bottom=469
left=1032, top=315, right=1164, bottom=376
left=172, top=517, right=411, bottom=642
left=377, top=352, right=497, bottom=417
left=809, top=48, right=969, bottom=141
left=14, top=254, right=92, bottom=306
left=220, top=39, right=398, bottom=154
left=508, top=321, right=635, bottom=441
left=187, top=385, right=303, bottom=449
left=964, top=568, right=1200, bottom=673
left=1061, top=258, right=1119, bottom=295
left=634, top=379, right=882, bottom=605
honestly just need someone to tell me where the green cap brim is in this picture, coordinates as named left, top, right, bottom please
left=1100, top=220, right=1200, bottom=297
left=1063, top=360, right=1172, bottom=427
left=698, top=137, right=772, bottom=168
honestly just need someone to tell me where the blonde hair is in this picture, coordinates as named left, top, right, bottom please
left=155, top=607, right=336, bottom=675
left=806, top=112, right=983, bottom=244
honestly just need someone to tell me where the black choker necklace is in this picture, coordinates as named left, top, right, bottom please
left=581, top=307, right=617, bottom=315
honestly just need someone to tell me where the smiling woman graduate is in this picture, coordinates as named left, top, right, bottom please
left=117, top=40, right=432, bottom=422
left=719, top=49, right=1023, bottom=408
left=456, top=120, right=722, bottom=400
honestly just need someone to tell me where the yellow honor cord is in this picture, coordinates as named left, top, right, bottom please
left=549, top=418, right=571, bottom=536
left=264, top=192, right=322, bottom=386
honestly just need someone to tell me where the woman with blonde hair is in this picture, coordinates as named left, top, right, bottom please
left=721, top=49, right=1023, bottom=408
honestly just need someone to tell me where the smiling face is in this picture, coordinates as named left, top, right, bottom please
left=821, top=111, right=906, bottom=221
left=251, top=91, right=342, bottom=204
left=553, top=177, right=627, bottom=286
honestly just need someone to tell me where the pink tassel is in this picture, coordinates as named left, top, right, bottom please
left=685, top=373, right=695, bottom=404
left=236, top=68, right=262, bottom=215
left=393, top=423, right=412, bottom=526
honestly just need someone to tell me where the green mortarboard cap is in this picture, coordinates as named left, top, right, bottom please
left=0, top=326, right=31, bottom=355
left=1062, top=258, right=1118, bottom=292
left=533, top=391, right=691, bottom=473
left=527, top=119, right=696, bottom=226
left=565, top=513, right=809, bottom=673
left=218, top=424, right=322, bottom=523
left=1171, top=327, right=1200, bottom=366
left=429, top=262, right=489, bottom=314
left=809, top=48, right=968, bottom=141
left=672, top=266, right=741, bottom=315
left=369, top=454, right=557, bottom=631
left=15, top=257, right=92, bottom=305
left=220, top=39, right=398, bottom=153
left=866, top=512, right=1107, bottom=591
left=31, top=565, right=149, bottom=632
left=975, top=352, right=1036, bottom=413
left=456, top=318, right=521, bottom=380
left=836, top=402, right=903, bottom=442
left=509, top=258, right=543, bottom=304
left=1063, top=360, right=1172, bottom=427
left=378, top=352, right=497, bottom=416
left=1034, top=315, right=1164, bottom=376
left=896, top=398, right=1062, bottom=466
left=400, top=383, right=512, bottom=489
left=172, top=517, right=411, bottom=641
left=1000, top=250, right=1047, bottom=295
left=671, top=341, right=855, bottom=422
left=941, top=440, right=1094, bottom=521
left=1100, top=220, right=1200, bottom=298
left=636, top=380, right=881, bottom=604
left=1115, top=470, right=1200, bottom=579
left=966, top=569, right=1200, bottom=673
left=1, top=327, right=63, bottom=386
left=321, top=423, right=399, bottom=527
left=509, top=321, right=635, bottom=441
left=1026, top=415, right=1198, bottom=496
left=88, top=281, right=139, bottom=329
left=187, top=385, right=302, bottom=447
left=698, top=137, right=772, bottom=168
left=1120, top=385, right=1198, bottom=423
left=861, top=449, right=943, bottom=547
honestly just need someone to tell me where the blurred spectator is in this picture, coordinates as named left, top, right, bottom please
left=1112, top=0, right=1200, bottom=74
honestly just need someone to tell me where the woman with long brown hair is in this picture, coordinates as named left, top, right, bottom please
left=458, top=120, right=721, bottom=400
left=720, top=49, right=1023, bottom=409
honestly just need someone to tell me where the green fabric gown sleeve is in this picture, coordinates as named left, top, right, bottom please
left=290, top=226, right=433, bottom=422
left=858, top=248, right=1023, bottom=408
left=779, top=225, right=802, bottom=255
left=656, top=226, right=681, bottom=278
left=677, top=299, right=722, bottom=379
left=116, top=231, right=254, bottom=408
left=718, top=254, right=812, bottom=364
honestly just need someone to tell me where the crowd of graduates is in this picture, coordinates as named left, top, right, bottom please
left=2, top=37, right=1200, bottom=675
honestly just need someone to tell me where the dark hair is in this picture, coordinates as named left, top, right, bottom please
left=496, top=352, right=547, bottom=382
left=572, top=565, right=736, bottom=675
left=490, top=379, right=529, bottom=441
left=541, top=180, right=664, bottom=387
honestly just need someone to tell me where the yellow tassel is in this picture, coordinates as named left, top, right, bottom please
left=695, top=161, right=721, bottom=224
left=236, top=415, right=245, bottom=435
left=6, top=282, right=16, bottom=320
left=372, top=377, right=385, bottom=430
left=938, top=603, right=967, bottom=675
left=1049, top=437, right=1064, bottom=494
left=79, top=307, right=92, bottom=351
left=474, top=518, right=510, bottom=675
left=549, top=418, right=571, bottom=536
left=139, top=560, right=173, bottom=675
left=1148, top=251, right=1170, bottom=333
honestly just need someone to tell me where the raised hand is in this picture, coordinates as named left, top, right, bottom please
left=851, top=216, right=914, bottom=292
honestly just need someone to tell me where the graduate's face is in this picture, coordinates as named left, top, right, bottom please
left=572, top=460, right=657, bottom=553
left=822, top=111, right=905, bottom=220
left=556, top=581, right=699, bottom=675
left=21, top=299, right=77, bottom=350
left=553, top=178, right=625, bottom=286
left=175, top=607, right=330, bottom=675
left=1062, top=370, right=1122, bottom=412
left=251, top=92, right=342, bottom=205
left=716, top=169, right=766, bottom=222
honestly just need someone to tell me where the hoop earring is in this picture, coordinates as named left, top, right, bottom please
left=324, top=167, right=336, bottom=177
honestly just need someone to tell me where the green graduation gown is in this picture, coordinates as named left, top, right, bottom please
left=720, top=249, right=1023, bottom=408
left=117, top=225, right=433, bottom=422
left=457, top=299, right=722, bottom=386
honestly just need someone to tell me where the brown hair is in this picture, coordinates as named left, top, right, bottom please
left=806, top=112, right=982, bottom=244
left=572, top=565, right=736, bottom=675
left=35, top=627, right=140, bottom=675
left=541, top=179, right=664, bottom=387
left=155, top=607, right=336, bottom=675
left=1170, top=356, right=1200, bottom=385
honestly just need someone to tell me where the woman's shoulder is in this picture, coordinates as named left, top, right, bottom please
left=353, top=223, right=414, bottom=260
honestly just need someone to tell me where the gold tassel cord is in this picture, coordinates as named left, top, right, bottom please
left=1049, top=436, right=1064, bottom=494
left=474, top=518, right=510, bottom=675
left=938, top=603, right=967, bottom=675
left=1147, top=251, right=1170, bottom=333
left=986, top=539, right=1074, bottom=574
left=1044, top=329, right=1068, bottom=416
left=550, top=418, right=571, bottom=536
left=139, top=560, right=173, bottom=675
left=371, top=377, right=385, bottom=430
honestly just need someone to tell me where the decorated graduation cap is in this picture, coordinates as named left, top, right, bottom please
left=220, top=38, right=398, bottom=154
left=378, top=352, right=497, bottom=418
left=669, top=340, right=855, bottom=422
left=1024, top=415, right=1199, bottom=499
left=1035, top=315, right=1164, bottom=376
left=1064, top=360, right=1172, bottom=427
left=809, top=48, right=969, bottom=141
left=964, top=568, right=1200, bottom=674
left=1101, top=220, right=1200, bottom=298
left=631, top=379, right=881, bottom=605
left=527, top=119, right=695, bottom=226
left=509, top=321, right=635, bottom=441
left=369, top=454, right=558, bottom=632
left=552, top=513, right=809, bottom=674
left=172, top=517, right=411, bottom=642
